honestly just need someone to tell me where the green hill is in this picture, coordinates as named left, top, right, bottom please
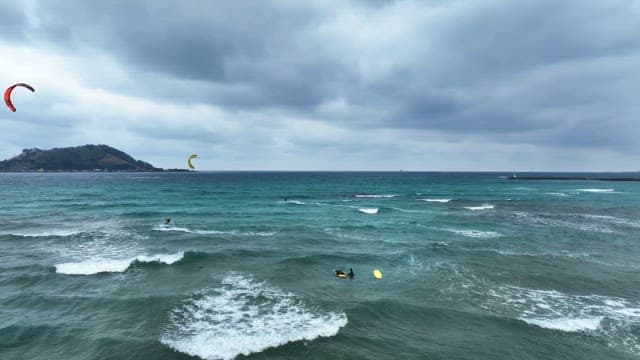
left=0, top=145, right=162, bottom=172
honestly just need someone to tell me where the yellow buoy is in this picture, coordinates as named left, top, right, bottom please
left=373, top=269, right=382, bottom=279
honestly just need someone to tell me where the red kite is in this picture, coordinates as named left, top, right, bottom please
left=4, top=83, right=35, bottom=112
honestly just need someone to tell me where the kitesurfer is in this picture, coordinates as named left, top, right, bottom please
left=164, top=218, right=171, bottom=225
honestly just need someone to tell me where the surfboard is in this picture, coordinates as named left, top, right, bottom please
left=373, top=269, right=382, bottom=279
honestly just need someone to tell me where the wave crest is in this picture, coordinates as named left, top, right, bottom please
left=358, top=208, right=379, bottom=214
left=420, top=198, right=451, bottom=203
left=464, top=204, right=494, bottom=211
left=55, top=252, right=184, bottom=275
left=354, top=194, right=396, bottom=198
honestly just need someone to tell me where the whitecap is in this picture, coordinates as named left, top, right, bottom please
left=161, top=274, right=347, bottom=360
left=464, top=204, right=494, bottom=211
left=3, top=229, right=85, bottom=238
left=55, top=252, right=184, bottom=275
left=544, top=192, right=569, bottom=197
left=154, top=225, right=275, bottom=237
left=389, top=207, right=424, bottom=213
left=354, top=194, right=396, bottom=198
left=523, top=316, right=603, bottom=332
left=55, top=258, right=132, bottom=275
left=136, top=252, right=185, bottom=265
left=358, top=208, right=379, bottom=214
left=420, top=198, right=451, bottom=203
left=577, top=189, right=615, bottom=193
left=445, top=228, right=501, bottom=238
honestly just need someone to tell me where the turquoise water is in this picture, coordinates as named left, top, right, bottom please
left=1, top=172, right=639, bottom=359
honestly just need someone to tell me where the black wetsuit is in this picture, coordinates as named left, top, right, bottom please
left=347, top=268, right=354, bottom=279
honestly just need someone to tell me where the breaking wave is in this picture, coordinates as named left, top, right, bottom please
left=161, top=274, right=347, bottom=360
left=1, top=229, right=85, bottom=238
left=354, top=194, right=396, bottom=198
left=154, top=225, right=275, bottom=237
left=358, top=208, right=379, bottom=214
left=464, top=204, right=494, bottom=211
left=55, top=252, right=184, bottom=275
left=420, top=198, right=451, bottom=203
left=577, top=189, right=615, bottom=193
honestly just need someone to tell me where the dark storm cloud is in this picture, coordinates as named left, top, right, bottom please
left=28, top=1, right=347, bottom=110
left=9, top=0, right=640, bottom=160
left=422, top=0, right=640, bottom=82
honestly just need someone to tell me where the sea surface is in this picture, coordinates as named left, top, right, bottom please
left=1, top=172, right=639, bottom=360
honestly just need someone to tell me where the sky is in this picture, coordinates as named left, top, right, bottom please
left=1, top=0, right=639, bottom=171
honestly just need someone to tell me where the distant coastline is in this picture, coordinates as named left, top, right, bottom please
left=0, top=145, right=188, bottom=172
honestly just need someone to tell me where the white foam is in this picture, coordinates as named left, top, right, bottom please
left=55, top=252, right=184, bottom=275
left=456, top=279, right=640, bottom=356
left=286, top=200, right=306, bottom=205
left=389, top=207, right=424, bottom=213
left=161, top=274, right=347, bottom=360
left=577, top=188, right=615, bottom=193
left=3, top=229, right=84, bottom=237
left=478, top=285, right=640, bottom=335
left=544, top=192, right=569, bottom=197
left=523, top=316, right=603, bottom=332
left=614, top=307, right=640, bottom=318
left=464, top=204, right=494, bottom=211
left=358, top=208, right=379, bottom=214
left=420, top=198, right=451, bottom=203
left=581, top=214, right=640, bottom=228
left=445, top=228, right=501, bottom=238
left=136, top=252, right=185, bottom=265
left=510, top=211, right=618, bottom=234
left=354, top=194, right=396, bottom=198
left=154, top=225, right=274, bottom=237
left=55, top=258, right=132, bottom=275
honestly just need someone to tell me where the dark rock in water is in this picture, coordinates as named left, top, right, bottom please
left=0, top=144, right=163, bottom=172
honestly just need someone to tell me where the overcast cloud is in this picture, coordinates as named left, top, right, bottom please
left=1, top=0, right=639, bottom=170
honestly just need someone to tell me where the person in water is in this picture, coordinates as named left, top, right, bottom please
left=164, top=218, right=171, bottom=225
left=335, top=268, right=354, bottom=279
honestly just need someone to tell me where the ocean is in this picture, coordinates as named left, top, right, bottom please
left=1, top=172, right=639, bottom=360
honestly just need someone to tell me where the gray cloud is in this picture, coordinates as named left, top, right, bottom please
left=2, top=0, right=640, bottom=170
left=0, top=2, right=29, bottom=42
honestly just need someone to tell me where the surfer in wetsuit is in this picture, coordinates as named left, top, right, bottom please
left=164, top=218, right=171, bottom=225
left=335, top=268, right=354, bottom=279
